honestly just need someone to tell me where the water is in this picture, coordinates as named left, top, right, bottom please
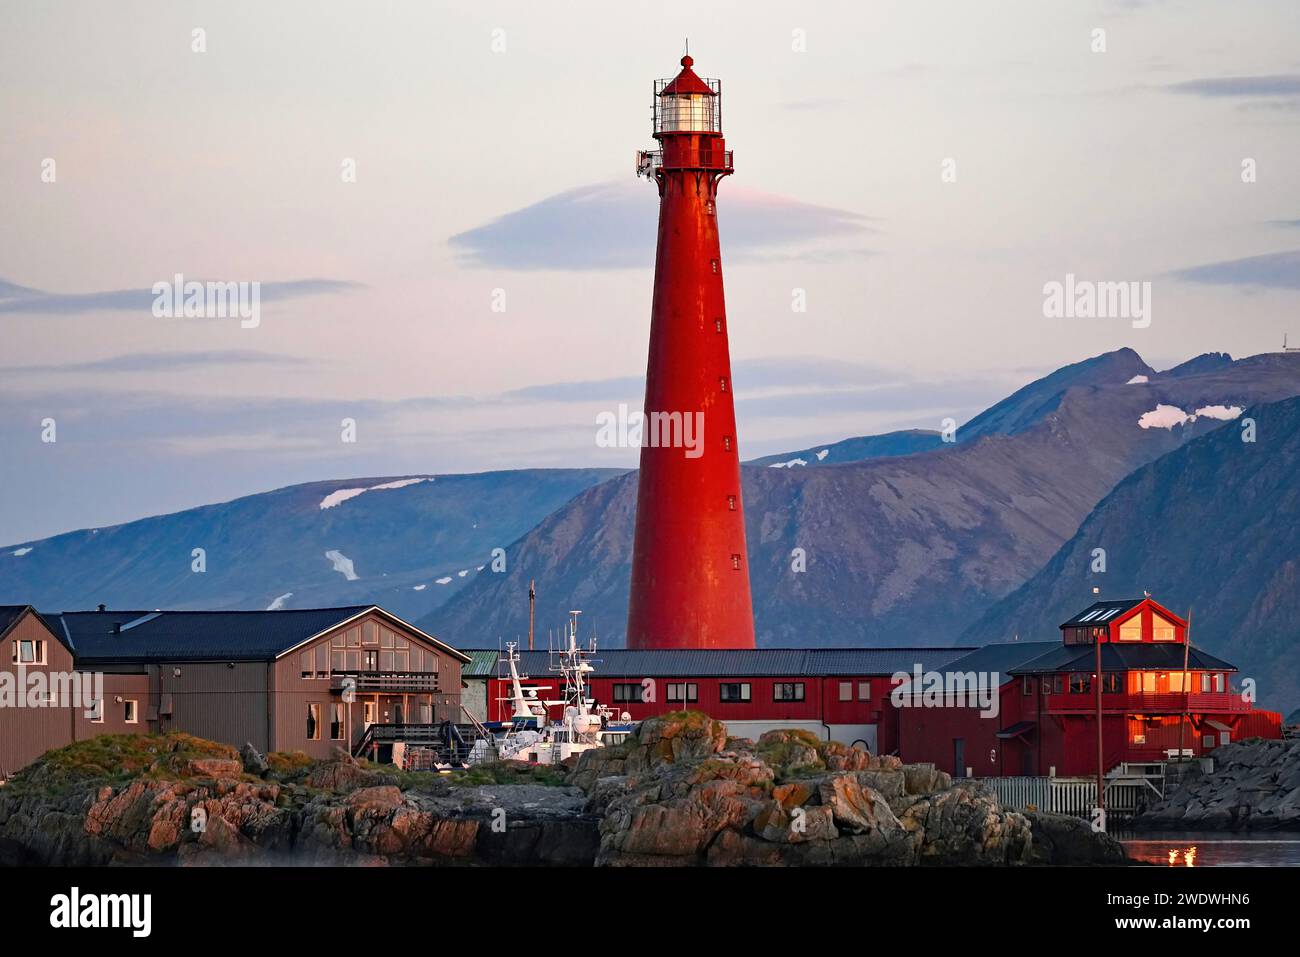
left=1119, top=831, right=1300, bottom=867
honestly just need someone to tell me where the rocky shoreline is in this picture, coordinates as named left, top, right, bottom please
left=1132, top=738, right=1300, bottom=831
left=0, top=716, right=1125, bottom=866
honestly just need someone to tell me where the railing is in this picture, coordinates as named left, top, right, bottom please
left=1043, top=690, right=1250, bottom=714
left=637, top=147, right=734, bottom=177
left=330, top=671, right=440, bottom=692
left=976, top=773, right=1162, bottom=820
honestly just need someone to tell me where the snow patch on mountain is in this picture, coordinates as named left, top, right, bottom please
left=816, top=449, right=830, bottom=461
left=266, top=592, right=293, bottom=610
left=11, top=547, right=32, bottom=557
left=435, top=576, right=452, bottom=585
left=768, top=458, right=808, bottom=469
left=1138, top=405, right=1190, bottom=429
left=319, top=477, right=432, bottom=510
left=324, top=550, right=359, bottom=581
left=412, top=584, right=427, bottom=591
left=1194, top=404, right=1243, bottom=421
left=1127, top=375, right=1149, bottom=384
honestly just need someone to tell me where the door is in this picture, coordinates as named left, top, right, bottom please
left=953, top=738, right=966, bottom=778
left=363, top=701, right=376, bottom=729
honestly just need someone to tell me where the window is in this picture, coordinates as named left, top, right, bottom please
left=419, top=701, right=432, bottom=723
left=719, top=377, right=728, bottom=392
left=727, top=495, right=737, bottom=511
left=667, top=682, right=698, bottom=703
left=710, top=259, right=719, bottom=274
left=838, top=681, right=853, bottom=702
left=1042, top=674, right=1065, bottom=695
left=364, top=650, right=379, bottom=671
left=612, top=683, right=643, bottom=704
left=89, top=699, right=103, bottom=723
left=730, top=553, right=742, bottom=570
left=363, top=622, right=378, bottom=645
left=1152, top=616, right=1176, bottom=641
left=307, top=703, right=321, bottom=740
left=1203, top=735, right=1215, bottom=749
left=858, top=681, right=871, bottom=701
left=1132, top=732, right=1147, bottom=745
left=1119, top=617, right=1143, bottom=641
left=705, top=201, right=715, bottom=216
left=1102, top=673, right=1122, bottom=693
left=722, top=435, right=732, bottom=452
left=773, top=682, right=805, bottom=702
left=330, top=703, right=344, bottom=740
left=300, top=650, right=313, bottom=679
left=1023, top=678, right=1034, bottom=696
left=714, top=318, right=723, bottom=333
left=124, top=700, right=138, bottom=724
left=719, top=683, right=751, bottom=703
left=1069, top=673, right=1091, bottom=694
left=13, top=638, right=45, bottom=664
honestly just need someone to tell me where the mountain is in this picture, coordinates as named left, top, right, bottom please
left=961, top=394, right=1300, bottom=715
left=747, top=430, right=943, bottom=469
left=0, top=469, right=622, bottom=621
left=959, top=347, right=1153, bottom=440
left=426, top=351, right=1300, bottom=648
left=1160, top=352, right=1234, bottom=379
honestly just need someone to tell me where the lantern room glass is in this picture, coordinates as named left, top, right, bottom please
left=659, top=92, right=716, bottom=132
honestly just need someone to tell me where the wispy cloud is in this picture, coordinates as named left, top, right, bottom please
left=1168, top=74, right=1300, bottom=98
left=448, top=180, right=872, bottom=271
left=1171, top=250, right=1300, bottom=291
left=0, top=278, right=364, bottom=316
left=0, top=350, right=313, bottom=375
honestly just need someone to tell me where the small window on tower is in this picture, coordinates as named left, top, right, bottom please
left=714, top=318, right=723, bottom=333
left=723, top=435, right=732, bottom=451
left=710, top=259, right=719, bottom=274
left=705, top=201, right=715, bottom=215
left=730, top=553, right=742, bottom=570
left=727, top=495, right=736, bottom=510
left=719, top=376, right=728, bottom=392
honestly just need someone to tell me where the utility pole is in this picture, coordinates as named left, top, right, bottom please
left=1177, top=610, right=1193, bottom=761
left=528, top=579, right=536, bottom=652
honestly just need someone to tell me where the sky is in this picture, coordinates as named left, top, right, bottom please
left=1, top=0, right=1298, bottom=544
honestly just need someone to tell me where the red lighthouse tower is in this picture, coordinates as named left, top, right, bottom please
left=626, top=53, right=756, bottom=650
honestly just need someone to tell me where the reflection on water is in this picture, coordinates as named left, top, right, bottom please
left=1120, top=831, right=1300, bottom=867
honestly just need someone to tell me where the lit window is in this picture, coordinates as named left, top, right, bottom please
left=1118, top=617, right=1143, bottom=641
left=714, top=318, right=723, bottom=333
left=727, top=495, right=736, bottom=511
left=730, top=553, right=742, bottom=570
left=719, top=377, right=728, bottom=392
left=723, top=435, right=732, bottom=451
left=1152, top=616, right=1176, bottom=641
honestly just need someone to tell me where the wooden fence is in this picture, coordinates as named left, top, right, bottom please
left=973, top=773, right=1161, bottom=820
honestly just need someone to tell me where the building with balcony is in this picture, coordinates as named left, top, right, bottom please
left=0, top=604, right=468, bottom=776
left=898, top=596, right=1283, bottom=778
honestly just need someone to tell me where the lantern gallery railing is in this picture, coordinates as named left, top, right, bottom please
left=636, top=147, right=735, bottom=177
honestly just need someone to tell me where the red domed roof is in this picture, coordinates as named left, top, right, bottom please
left=660, top=55, right=717, bottom=96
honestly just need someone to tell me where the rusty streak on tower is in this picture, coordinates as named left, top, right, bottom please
left=627, top=53, right=756, bottom=650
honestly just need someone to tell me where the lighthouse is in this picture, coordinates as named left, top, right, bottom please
left=627, top=53, right=756, bottom=650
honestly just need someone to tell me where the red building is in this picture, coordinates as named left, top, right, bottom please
left=465, top=647, right=971, bottom=755
left=627, top=53, right=755, bottom=650
left=898, top=597, right=1283, bottom=778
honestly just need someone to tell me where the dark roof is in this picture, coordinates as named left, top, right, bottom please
left=43, top=606, right=468, bottom=663
left=1010, top=643, right=1236, bottom=675
left=937, top=641, right=1060, bottom=686
left=1059, top=599, right=1144, bottom=628
left=996, top=721, right=1036, bottom=739
left=460, top=646, right=973, bottom=679
left=0, top=605, right=30, bottom=641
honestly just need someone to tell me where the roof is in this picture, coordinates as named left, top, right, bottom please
left=43, top=606, right=470, bottom=664
left=1009, top=643, right=1236, bottom=675
left=660, top=55, right=717, bottom=96
left=459, top=646, right=974, bottom=679
left=1059, top=599, right=1144, bottom=628
left=0, top=605, right=30, bottom=641
left=937, top=641, right=1061, bottom=686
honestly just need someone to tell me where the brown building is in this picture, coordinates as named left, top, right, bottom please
left=0, top=604, right=468, bottom=776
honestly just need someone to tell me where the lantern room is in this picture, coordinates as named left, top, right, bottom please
left=653, top=55, right=722, bottom=135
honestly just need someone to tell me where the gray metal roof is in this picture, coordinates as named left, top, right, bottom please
left=459, top=646, right=975, bottom=679
left=937, top=641, right=1060, bottom=686
left=44, top=606, right=468, bottom=663
left=1059, top=599, right=1143, bottom=628
left=1010, top=643, right=1236, bottom=675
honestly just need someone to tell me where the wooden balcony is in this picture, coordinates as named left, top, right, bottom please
left=1043, top=690, right=1251, bottom=715
left=329, top=671, right=440, bottom=693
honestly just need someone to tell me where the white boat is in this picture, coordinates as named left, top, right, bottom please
left=495, top=611, right=634, bottom=765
